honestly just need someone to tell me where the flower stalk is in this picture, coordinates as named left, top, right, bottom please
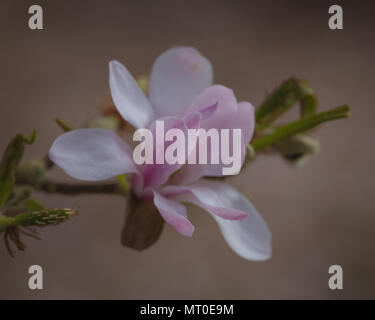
left=255, top=77, right=317, bottom=130
left=251, top=105, right=350, bottom=152
left=0, top=131, right=36, bottom=207
left=16, top=178, right=127, bottom=196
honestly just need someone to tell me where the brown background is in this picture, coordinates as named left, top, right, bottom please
left=0, top=0, right=374, bottom=299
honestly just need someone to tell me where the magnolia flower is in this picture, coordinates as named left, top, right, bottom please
left=49, top=47, right=271, bottom=260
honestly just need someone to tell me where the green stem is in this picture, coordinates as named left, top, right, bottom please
left=251, top=105, right=350, bottom=152
left=0, top=215, right=17, bottom=232
left=0, top=131, right=36, bottom=207
left=256, top=77, right=317, bottom=130
left=55, top=118, right=73, bottom=132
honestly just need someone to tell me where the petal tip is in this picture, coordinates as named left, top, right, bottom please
left=181, top=224, right=195, bottom=237
left=108, top=59, right=120, bottom=69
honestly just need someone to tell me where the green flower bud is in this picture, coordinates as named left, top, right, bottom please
left=84, top=115, right=120, bottom=131
left=136, top=75, right=149, bottom=94
left=0, top=208, right=77, bottom=232
left=14, top=208, right=78, bottom=228
left=273, top=134, right=320, bottom=166
left=15, top=159, right=46, bottom=185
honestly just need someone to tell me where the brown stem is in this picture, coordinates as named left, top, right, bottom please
left=44, top=155, right=54, bottom=169
left=17, top=179, right=126, bottom=196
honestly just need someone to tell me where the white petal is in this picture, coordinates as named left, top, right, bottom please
left=149, top=47, right=213, bottom=118
left=109, top=60, right=155, bottom=128
left=153, top=191, right=194, bottom=237
left=170, top=95, right=255, bottom=185
left=167, top=180, right=272, bottom=260
left=49, top=128, right=138, bottom=181
left=211, top=206, right=272, bottom=261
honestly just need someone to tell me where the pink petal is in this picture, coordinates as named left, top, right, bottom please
left=164, top=180, right=271, bottom=260
left=184, top=85, right=237, bottom=120
left=139, top=109, right=217, bottom=191
left=198, top=102, right=218, bottom=120
left=149, top=47, right=213, bottom=118
left=49, top=128, right=138, bottom=181
left=235, top=101, right=256, bottom=145
left=140, top=116, right=188, bottom=189
left=170, top=93, right=255, bottom=185
left=183, top=102, right=218, bottom=130
left=183, top=112, right=201, bottom=130
left=212, top=203, right=272, bottom=261
left=109, top=60, right=155, bottom=128
left=166, top=181, right=248, bottom=220
left=153, top=191, right=194, bottom=237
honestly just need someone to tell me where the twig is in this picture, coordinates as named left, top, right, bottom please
left=16, top=179, right=126, bottom=196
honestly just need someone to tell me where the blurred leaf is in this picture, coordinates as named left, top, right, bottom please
left=2, top=189, right=32, bottom=209
left=256, top=77, right=317, bottom=130
left=14, top=208, right=77, bottom=228
left=0, top=207, right=77, bottom=233
left=116, top=174, right=130, bottom=194
left=251, top=105, right=350, bottom=152
left=85, top=115, right=120, bottom=131
left=55, top=118, right=73, bottom=132
left=15, top=159, right=46, bottom=185
left=300, top=93, right=318, bottom=118
left=23, top=197, right=45, bottom=211
left=0, top=131, right=36, bottom=208
left=1, top=208, right=77, bottom=257
left=136, top=75, right=149, bottom=94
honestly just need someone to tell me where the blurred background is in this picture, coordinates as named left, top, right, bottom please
left=0, top=0, right=374, bottom=299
